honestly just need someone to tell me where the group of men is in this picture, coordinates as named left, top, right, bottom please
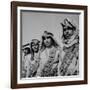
left=21, top=18, right=79, bottom=78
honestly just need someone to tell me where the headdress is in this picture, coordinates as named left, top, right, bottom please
left=42, top=31, right=54, bottom=38
left=31, top=39, right=40, bottom=44
left=61, top=18, right=76, bottom=31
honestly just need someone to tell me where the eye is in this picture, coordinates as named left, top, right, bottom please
left=67, top=26, right=72, bottom=30
left=47, top=37, right=50, bottom=39
left=32, top=43, right=35, bottom=46
left=35, top=44, right=39, bottom=47
left=42, top=36, right=45, bottom=40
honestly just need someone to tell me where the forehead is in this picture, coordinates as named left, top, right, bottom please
left=32, top=40, right=39, bottom=45
left=43, top=35, right=51, bottom=39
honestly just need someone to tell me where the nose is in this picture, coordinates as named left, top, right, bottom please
left=66, top=31, right=69, bottom=34
left=45, top=39, right=48, bottom=42
left=34, top=46, right=37, bottom=48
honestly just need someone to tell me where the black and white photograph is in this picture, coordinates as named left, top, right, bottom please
left=11, top=1, right=87, bottom=88
left=21, top=10, right=79, bottom=78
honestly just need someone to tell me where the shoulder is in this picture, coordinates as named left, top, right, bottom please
left=51, top=47, right=61, bottom=56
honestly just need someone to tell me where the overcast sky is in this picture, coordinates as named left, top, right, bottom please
left=21, top=10, right=79, bottom=45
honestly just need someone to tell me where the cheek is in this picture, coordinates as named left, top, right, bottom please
left=44, top=39, right=49, bottom=43
left=35, top=45, right=39, bottom=49
left=47, top=39, right=51, bottom=45
left=44, top=40, right=46, bottom=43
left=70, top=31, right=73, bottom=35
left=32, top=46, right=34, bottom=50
left=64, top=31, right=67, bottom=35
left=33, top=45, right=39, bottom=49
left=48, top=39, right=51, bottom=43
left=44, top=39, right=51, bottom=44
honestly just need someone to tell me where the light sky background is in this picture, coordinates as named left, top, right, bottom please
left=21, top=10, right=79, bottom=45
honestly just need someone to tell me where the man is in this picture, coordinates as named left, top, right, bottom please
left=36, top=31, right=62, bottom=77
left=60, top=18, right=79, bottom=76
left=22, top=39, right=41, bottom=78
left=21, top=45, right=31, bottom=78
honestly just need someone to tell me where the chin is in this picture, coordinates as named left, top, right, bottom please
left=46, top=45, right=51, bottom=48
left=34, top=50, right=38, bottom=52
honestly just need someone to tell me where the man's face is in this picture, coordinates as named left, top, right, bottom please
left=43, top=36, right=52, bottom=47
left=63, top=26, right=74, bottom=39
left=31, top=41, right=39, bottom=52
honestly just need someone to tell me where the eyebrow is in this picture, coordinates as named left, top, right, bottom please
left=32, top=43, right=39, bottom=45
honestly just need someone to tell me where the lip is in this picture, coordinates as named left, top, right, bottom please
left=45, top=43, right=50, bottom=45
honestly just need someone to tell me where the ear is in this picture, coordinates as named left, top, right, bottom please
left=38, top=41, right=40, bottom=44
